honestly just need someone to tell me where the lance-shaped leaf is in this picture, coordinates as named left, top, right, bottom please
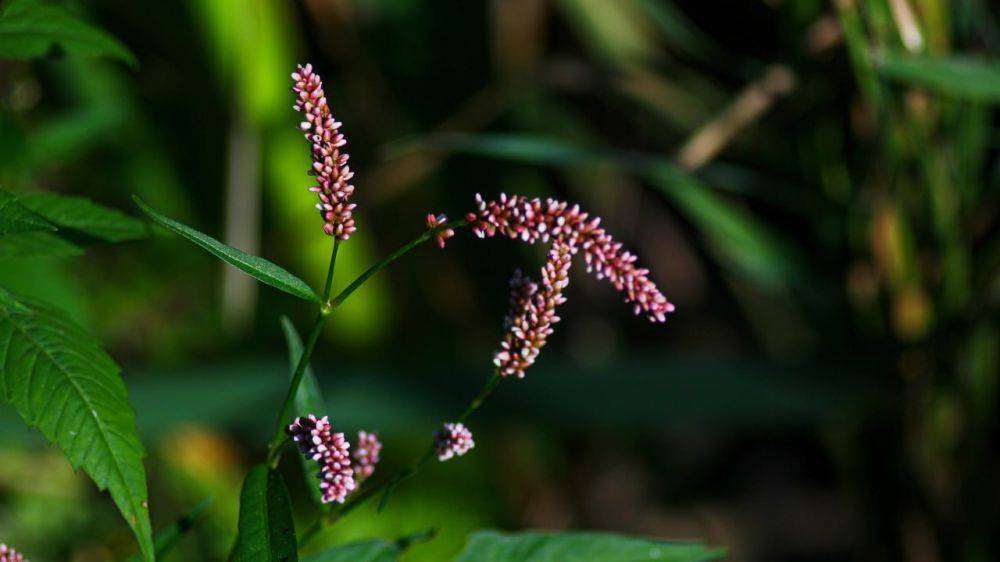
left=0, top=287, right=154, bottom=561
left=0, top=231, right=83, bottom=260
left=455, top=530, right=724, bottom=562
left=235, top=465, right=297, bottom=562
left=0, top=188, right=55, bottom=235
left=16, top=191, right=148, bottom=242
left=0, top=0, right=136, bottom=65
left=280, top=315, right=328, bottom=508
left=134, top=196, right=320, bottom=302
left=876, top=54, right=1000, bottom=103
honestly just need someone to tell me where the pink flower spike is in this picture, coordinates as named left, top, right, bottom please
left=493, top=243, right=574, bottom=379
left=292, top=63, right=358, bottom=240
left=467, top=193, right=674, bottom=322
left=287, top=415, right=357, bottom=504
left=352, top=430, right=382, bottom=482
left=0, top=544, right=25, bottom=562
left=426, top=213, right=455, bottom=249
left=433, top=422, right=474, bottom=461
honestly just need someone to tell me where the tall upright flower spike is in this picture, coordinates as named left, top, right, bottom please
left=494, top=243, right=574, bottom=379
left=292, top=63, right=357, bottom=240
left=466, top=193, right=674, bottom=322
left=433, top=422, right=474, bottom=461
left=426, top=213, right=455, bottom=249
left=287, top=415, right=357, bottom=504
left=0, top=544, right=24, bottom=562
left=352, top=430, right=382, bottom=482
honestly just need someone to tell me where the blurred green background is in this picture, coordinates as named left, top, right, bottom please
left=0, top=0, right=998, bottom=560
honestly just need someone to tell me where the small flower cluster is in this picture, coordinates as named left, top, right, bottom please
left=287, top=415, right=356, bottom=503
left=494, top=243, right=573, bottom=378
left=426, top=213, right=455, bottom=249
left=352, top=430, right=382, bottom=482
left=292, top=64, right=357, bottom=239
left=0, top=544, right=24, bottom=562
left=434, top=422, right=475, bottom=461
left=466, top=193, right=674, bottom=322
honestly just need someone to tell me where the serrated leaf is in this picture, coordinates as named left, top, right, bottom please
left=235, top=465, right=297, bottom=562
left=876, top=54, right=1000, bottom=103
left=280, top=315, right=328, bottom=508
left=455, top=530, right=724, bottom=562
left=134, top=196, right=320, bottom=303
left=0, top=231, right=82, bottom=260
left=0, top=0, right=136, bottom=65
left=0, top=188, right=55, bottom=235
left=16, top=191, right=148, bottom=242
left=301, top=540, right=400, bottom=562
left=0, top=287, right=154, bottom=561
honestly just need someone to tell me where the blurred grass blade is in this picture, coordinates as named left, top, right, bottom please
left=0, top=0, right=136, bottom=65
left=0, top=231, right=82, bottom=260
left=134, top=196, right=320, bottom=302
left=876, top=54, right=1000, bottom=102
left=635, top=0, right=721, bottom=63
left=235, top=465, right=297, bottom=562
left=17, top=191, right=148, bottom=242
left=455, top=530, right=724, bottom=562
left=0, top=287, right=154, bottom=561
left=280, top=315, right=327, bottom=508
left=420, top=133, right=804, bottom=289
left=0, top=188, right=55, bottom=235
left=128, top=498, right=212, bottom=562
left=301, top=540, right=400, bottom=562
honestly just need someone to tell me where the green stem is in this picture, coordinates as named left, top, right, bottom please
left=298, top=370, right=503, bottom=548
left=330, top=220, right=467, bottom=308
left=265, top=240, right=339, bottom=464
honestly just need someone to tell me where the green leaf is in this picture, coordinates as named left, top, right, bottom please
left=454, top=530, right=724, bottom=562
left=235, top=465, right=298, bottom=562
left=280, top=315, right=328, bottom=508
left=876, top=54, right=1000, bottom=103
left=0, top=188, right=55, bottom=235
left=301, top=540, right=401, bottom=562
left=128, top=498, right=211, bottom=562
left=0, top=231, right=82, bottom=260
left=16, top=191, right=148, bottom=242
left=134, top=196, right=320, bottom=303
left=0, top=0, right=136, bottom=65
left=0, top=287, right=154, bottom=561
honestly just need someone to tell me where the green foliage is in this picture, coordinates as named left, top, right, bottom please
left=876, top=54, right=1000, bottom=103
left=0, top=0, right=136, bottom=64
left=235, top=465, right=298, bottom=562
left=128, top=499, right=211, bottom=562
left=454, top=530, right=724, bottom=562
left=134, top=196, right=320, bottom=302
left=0, top=230, right=81, bottom=259
left=0, top=188, right=54, bottom=235
left=16, top=191, right=148, bottom=242
left=0, top=286, right=153, bottom=562
left=301, top=540, right=400, bottom=562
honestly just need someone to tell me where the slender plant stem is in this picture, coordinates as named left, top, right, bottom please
left=298, top=370, right=503, bottom=548
left=265, top=240, right=340, bottom=464
left=330, top=220, right=467, bottom=308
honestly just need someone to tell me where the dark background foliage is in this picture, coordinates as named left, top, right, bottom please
left=0, top=0, right=998, bottom=560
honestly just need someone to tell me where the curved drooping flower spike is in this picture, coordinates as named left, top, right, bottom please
left=426, top=213, right=455, bottom=249
left=466, top=193, right=674, bottom=322
left=433, top=422, right=474, bottom=461
left=352, top=430, right=382, bottom=482
left=292, top=63, right=357, bottom=240
left=287, top=415, right=356, bottom=504
left=494, top=243, right=574, bottom=379
left=0, top=544, right=25, bottom=562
